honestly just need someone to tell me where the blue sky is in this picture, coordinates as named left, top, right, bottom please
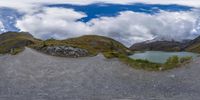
left=48, top=3, right=193, bottom=22
left=0, top=1, right=200, bottom=46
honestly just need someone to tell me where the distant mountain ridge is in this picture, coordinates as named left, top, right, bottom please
left=130, top=40, right=186, bottom=51
left=130, top=36, right=200, bottom=53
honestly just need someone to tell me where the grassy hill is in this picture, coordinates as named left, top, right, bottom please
left=0, top=32, right=130, bottom=56
left=185, top=36, right=200, bottom=53
left=0, top=32, right=40, bottom=54
left=31, top=35, right=131, bottom=56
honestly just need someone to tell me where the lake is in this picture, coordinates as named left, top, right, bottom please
left=129, top=51, right=199, bottom=64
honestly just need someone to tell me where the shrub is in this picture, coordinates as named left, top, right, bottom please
left=180, top=56, right=192, bottom=63
left=104, top=53, right=193, bottom=71
left=165, top=55, right=179, bottom=65
left=163, top=55, right=180, bottom=70
left=162, top=55, right=193, bottom=70
left=117, top=54, right=162, bottom=71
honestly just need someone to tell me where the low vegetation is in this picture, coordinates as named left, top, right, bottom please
left=104, top=52, right=193, bottom=71
left=185, top=36, right=200, bottom=53
left=9, top=47, right=25, bottom=55
left=103, top=52, right=161, bottom=71
left=0, top=32, right=40, bottom=54
left=186, top=43, right=200, bottom=53
left=0, top=32, right=130, bottom=56
left=31, top=35, right=131, bottom=56
left=179, top=56, right=192, bottom=63
left=162, top=56, right=192, bottom=70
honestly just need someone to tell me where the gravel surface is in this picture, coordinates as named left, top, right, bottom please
left=0, top=48, right=200, bottom=100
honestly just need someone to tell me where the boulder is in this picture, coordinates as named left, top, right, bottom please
left=41, top=46, right=89, bottom=58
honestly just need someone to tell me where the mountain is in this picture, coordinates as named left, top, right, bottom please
left=0, top=32, right=130, bottom=56
left=185, top=36, right=200, bottom=53
left=0, top=32, right=40, bottom=54
left=31, top=35, right=130, bottom=56
left=64, top=35, right=130, bottom=54
left=130, top=40, right=188, bottom=51
left=130, top=35, right=200, bottom=53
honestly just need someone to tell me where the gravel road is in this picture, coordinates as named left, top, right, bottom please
left=0, top=48, right=200, bottom=100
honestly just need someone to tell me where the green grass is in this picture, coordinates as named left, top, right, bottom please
left=104, top=52, right=162, bottom=71
left=103, top=52, right=193, bottom=71
left=0, top=33, right=130, bottom=56
left=180, top=56, right=192, bottom=63
left=0, top=32, right=40, bottom=55
left=186, top=43, right=200, bottom=53
left=31, top=35, right=131, bottom=57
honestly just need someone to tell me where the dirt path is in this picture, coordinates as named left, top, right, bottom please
left=0, top=48, right=200, bottom=100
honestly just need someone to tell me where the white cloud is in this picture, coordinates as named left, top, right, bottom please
left=0, top=21, right=3, bottom=27
left=16, top=7, right=90, bottom=39
left=16, top=7, right=200, bottom=46
left=0, top=21, right=6, bottom=32
left=89, top=11, right=198, bottom=46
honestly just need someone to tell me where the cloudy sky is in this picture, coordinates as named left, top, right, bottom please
left=1, top=0, right=200, bottom=46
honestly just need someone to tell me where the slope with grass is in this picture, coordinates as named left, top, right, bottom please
left=186, top=36, right=200, bottom=53
left=0, top=32, right=130, bottom=56
left=31, top=35, right=131, bottom=56
left=0, top=32, right=40, bottom=54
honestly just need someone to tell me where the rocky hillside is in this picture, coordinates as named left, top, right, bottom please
left=29, top=35, right=130, bottom=57
left=130, top=40, right=186, bottom=51
left=130, top=36, right=200, bottom=53
left=185, top=36, right=200, bottom=53
left=64, top=35, right=130, bottom=54
left=39, top=46, right=89, bottom=58
left=0, top=32, right=130, bottom=57
left=0, top=32, right=40, bottom=54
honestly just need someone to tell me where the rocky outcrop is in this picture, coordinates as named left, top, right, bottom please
left=40, top=46, right=89, bottom=58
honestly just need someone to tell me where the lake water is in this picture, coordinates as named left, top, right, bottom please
left=129, top=51, right=199, bottom=64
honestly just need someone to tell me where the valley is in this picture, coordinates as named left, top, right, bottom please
left=0, top=31, right=200, bottom=71
left=1, top=1, right=200, bottom=100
